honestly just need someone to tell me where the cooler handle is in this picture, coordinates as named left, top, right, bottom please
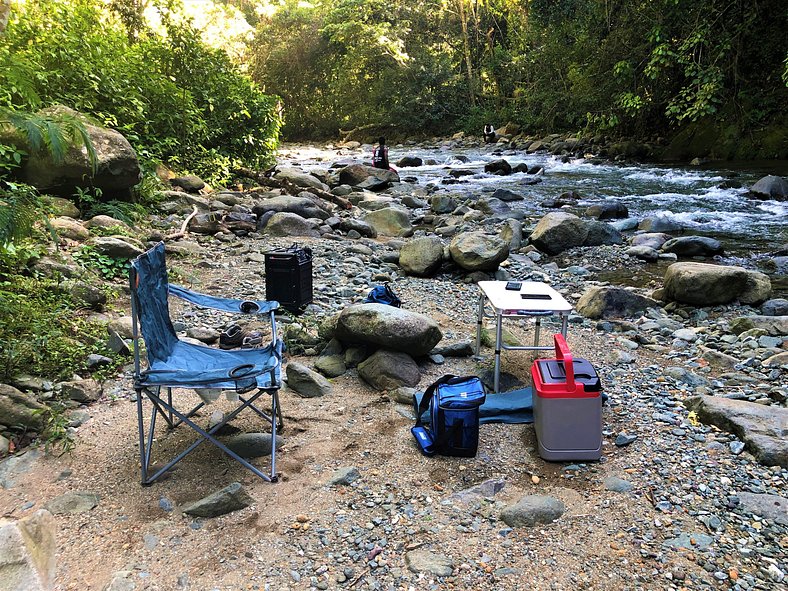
left=553, top=333, right=575, bottom=390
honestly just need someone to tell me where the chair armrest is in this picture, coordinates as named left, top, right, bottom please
left=169, top=284, right=279, bottom=315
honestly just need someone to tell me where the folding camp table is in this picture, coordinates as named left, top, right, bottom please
left=475, top=281, right=573, bottom=393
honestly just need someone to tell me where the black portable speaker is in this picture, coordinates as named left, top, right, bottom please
left=264, top=244, right=313, bottom=312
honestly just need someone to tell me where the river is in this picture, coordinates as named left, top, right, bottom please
left=279, top=142, right=788, bottom=295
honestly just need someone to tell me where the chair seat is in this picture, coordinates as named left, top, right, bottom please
left=141, top=340, right=281, bottom=390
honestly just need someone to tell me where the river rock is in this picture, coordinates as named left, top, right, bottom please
left=761, top=298, right=788, bottom=316
left=273, top=166, right=329, bottom=192
left=631, top=233, right=671, bottom=250
left=406, top=549, right=453, bottom=576
left=662, top=262, right=771, bottom=306
left=182, top=482, right=254, bottom=518
left=57, top=378, right=101, bottom=403
left=500, top=495, right=565, bottom=527
left=285, top=362, right=333, bottom=397
left=396, top=156, right=422, bottom=167
left=729, top=315, right=788, bottom=336
left=484, top=159, right=512, bottom=175
left=474, top=197, right=515, bottom=218
left=686, top=395, right=788, bottom=467
left=263, top=212, right=320, bottom=237
left=362, top=207, right=413, bottom=237
left=252, top=195, right=330, bottom=221
left=338, top=164, right=399, bottom=189
left=0, top=384, right=46, bottom=431
left=171, top=174, right=205, bottom=192
left=15, top=106, right=141, bottom=195
left=748, top=175, right=788, bottom=201
left=638, top=214, right=684, bottom=232
left=338, top=218, right=377, bottom=238
left=44, top=491, right=100, bottom=514
left=529, top=212, right=588, bottom=255
left=583, top=220, right=623, bottom=246
left=42, top=196, right=80, bottom=218
left=224, top=433, right=283, bottom=458
left=626, top=245, right=659, bottom=261
left=576, top=286, right=660, bottom=319
left=585, top=201, right=628, bottom=220
left=0, top=510, right=56, bottom=591
left=430, top=194, right=456, bottom=214
left=223, top=211, right=257, bottom=234
left=357, top=349, right=421, bottom=390
left=660, top=236, right=723, bottom=257
left=449, top=231, right=509, bottom=271
left=86, top=236, right=144, bottom=259
left=50, top=217, right=89, bottom=241
left=399, top=236, right=444, bottom=276
left=334, top=304, right=442, bottom=355
left=491, top=188, right=524, bottom=202
left=85, top=215, right=130, bottom=230
left=736, top=492, right=788, bottom=526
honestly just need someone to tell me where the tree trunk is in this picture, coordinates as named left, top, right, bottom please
left=457, top=0, right=476, bottom=107
left=0, top=0, right=12, bottom=36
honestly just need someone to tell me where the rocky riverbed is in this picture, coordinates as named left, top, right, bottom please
left=0, top=139, right=786, bottom=591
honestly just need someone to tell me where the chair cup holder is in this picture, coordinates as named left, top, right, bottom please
left=230, top=364, right=257, bottom=394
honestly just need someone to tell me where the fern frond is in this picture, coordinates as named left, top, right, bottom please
left=0, top=184, right=43, bottom=246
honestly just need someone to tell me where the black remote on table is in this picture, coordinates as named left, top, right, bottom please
left=505, top=281, right=522, bottom=290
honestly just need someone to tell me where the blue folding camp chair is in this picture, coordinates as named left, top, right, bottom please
left=130, top=242, right=284, bottom=485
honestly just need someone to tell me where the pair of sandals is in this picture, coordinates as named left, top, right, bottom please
left=219, top=324, right=263, bottom=350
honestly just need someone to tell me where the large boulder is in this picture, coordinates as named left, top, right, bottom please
left=528, top=212, right=588, bottom=255
left=399, top=236, right=444, bottom=276
left=0, top=384, right=46, bottom=431
left=273, top=167, right=329, bottom=192
left=661, top=236, right=723, bottom=257
left=576, top=286, right=660, bottom=319
left=0, top=510, right=56, bottom=591
left=86, top=236, right=144, bottom=259
left=748, top=175, right=788, bottom=201
left=362, top=207, right=413, bottom=237
left=583, top=220, right=623, bottom=246
left=357, top=350, right=421, bottom=390
left=663, top=262, right=771, bottom=306
left=14, top=106, right=141, bottom=195
left=334, top=304, right=442, bottom=356
left=49, top=217, right=89, bottom=241
left=263, top=212, right=320, bottom=237
left=686, top=396, right=788, bottom=467
left=338, top=164, right=399, bottom=190
left=585, top=201, right=628, bottom=220
left=638, top=214, right=684, bottom=233
left=729, top=315, right=788, bottom=336
left=449, top=231, right=509, bottom=272
left=252, top=195, right=330, bottom=221
left=631, top=233, right=671, bottom=250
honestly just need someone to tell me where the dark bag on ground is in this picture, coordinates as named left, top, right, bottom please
left=363, top=283, right=401, bottom=307
left=411, top=375, right=486, bottom=457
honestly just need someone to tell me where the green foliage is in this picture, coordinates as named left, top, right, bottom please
left=0, top=182, right=43, bottom=246
left=1, top=0, right=281, bottom=178
left=72, top=245, right=130, bottom=281
left=34, top=398, right=75, bottom=455
left=0, top=275, right=118, bottom=381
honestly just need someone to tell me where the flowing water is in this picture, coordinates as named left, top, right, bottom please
left=280, top=143, right=788, bottom=294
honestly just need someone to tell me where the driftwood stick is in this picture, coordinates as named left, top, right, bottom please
left=163, top=205, right=198, bottom=241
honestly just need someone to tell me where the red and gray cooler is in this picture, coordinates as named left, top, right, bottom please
left=531, top=334, right=602, bottom=461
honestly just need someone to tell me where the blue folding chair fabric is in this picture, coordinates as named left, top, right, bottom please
left=130, top=242, right=284, bottom=485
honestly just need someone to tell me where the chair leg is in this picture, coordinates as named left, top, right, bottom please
left=136, top=386, right=279, bottom=485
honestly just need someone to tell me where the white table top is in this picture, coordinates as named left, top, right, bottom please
left=478, top=281, right=572, bottom=314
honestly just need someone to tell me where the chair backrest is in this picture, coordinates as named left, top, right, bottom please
left=130, top=242, right=179, bottom=365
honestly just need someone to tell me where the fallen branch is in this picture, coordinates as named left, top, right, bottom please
left=235, top=166, right=352, bottom=210
left=163, top=205, right=198, bottom=242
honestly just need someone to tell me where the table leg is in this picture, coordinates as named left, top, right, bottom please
left=561, top=313, right=568, bottom=337
left=494, top=312, right=503, bottom=393
left=475, top=294, right=484, bottom=355
left=534, top=316, right=541, bottom=348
